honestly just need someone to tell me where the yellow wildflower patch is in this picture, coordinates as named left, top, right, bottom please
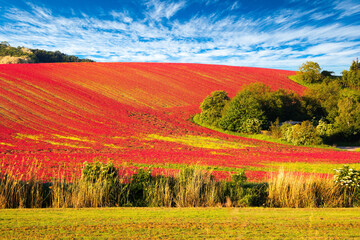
left=103, top=144, right=122, bottom=149
left=15, top=133, right=43, bottom=141
left=44, top=140, right=90, bottom=149
left=146, top=134, right=254, bottom=150
left=52, top=134, right=96, bottom=143
left=0, top=142, right=14, bottom=147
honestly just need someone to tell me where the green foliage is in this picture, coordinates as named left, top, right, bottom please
left=241, top=118, right=262, bottom=134
left=79, top=161, right=121, bottom=207
left=219, top=91, right=265, bottom=132
left=81, top=161, right=118, bottom=184
left=0, top=42, right=33, bottom=58
left=31, top=49, right=94, bottom=63
left=303, top=81, right=341, bottom=122
left=304, top=81, right=360, bottom=143
left=297, top=61, right=322, bottom=83
left=0, top=42, right=94, bottom=63
left=341, top=58, right=360, bottom=89
left=268, top=119, right=282, bottom=139
left=316, top=119, right=336, bottom=138
left=198, top=90, right=230, bottom=126
left=281, top=121, right=322, bottom=146
left=334, top=166, right=360, bottom=206
left=321, top=70, right=334, bottom=78
left=221, top=171, right=246, bottom=206
left=219, top=83, right=269, bottom=132
left=128, top=168, right=155, bottom=207
left=240, top=183, right=268, bottom=207
left=263, top=89, right=305, bottom=122
left=334, top=95, right=360, bottom=140
left=291, top=121, right=322, bottom=145
left=198, top=70, right=360, bottom=144
left=215, top=83, right=307, bottom=133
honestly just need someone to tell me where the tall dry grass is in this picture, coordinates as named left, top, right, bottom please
left=0, top=161, right=49, bottom=208
left=2, top=160, right=358, bottom=209
left=267, top=170, right=344, bottom=208
left=174, top=167, right=219, bottom=207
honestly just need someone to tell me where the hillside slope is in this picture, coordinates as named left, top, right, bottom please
left=0, top=62, right=359, bottom=180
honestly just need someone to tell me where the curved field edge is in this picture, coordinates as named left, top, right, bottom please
left=1, top=208, right=359, bottom=239
left=0, top=62, right=359, bottom=180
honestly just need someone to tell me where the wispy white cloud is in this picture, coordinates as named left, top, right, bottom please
left=145, top=0, right=186, bottom=21
left=334, top=0, right=360, bottom=18
left=310, top=12, right=335, bottom=20
left=229, top=1, right=241, bottom=11
left=0, top=1, right=359, bottom=74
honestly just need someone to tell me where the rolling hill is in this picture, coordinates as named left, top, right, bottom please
left=0, top=62, right=359, bottom=181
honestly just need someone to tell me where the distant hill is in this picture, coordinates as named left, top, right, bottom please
left=0, top=41, right=94, bottom=64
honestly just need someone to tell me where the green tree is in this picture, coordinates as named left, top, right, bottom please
left=303, top=81, right=341, bottom=122
left=334, top=94, right=360, bottom=140
left=265, top=89, right=305, bottom=122
left=0, top=41, right=10, bottom=47
left=219, top=85, right=266, bottom=132
left=342, top=58, right=360, bottom=89
left=198, top=90, right=230, bottom=126
left=297, top=61, right=322, bottom=83
left=215, top=83, right=307, bottom=133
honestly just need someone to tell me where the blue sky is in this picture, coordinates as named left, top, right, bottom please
left=0, top=0, right=359, bottom=74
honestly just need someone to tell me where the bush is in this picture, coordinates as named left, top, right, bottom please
left=281, top=121, right=322, bottom=146
left=268, top=119, right=282, bottom=138
left=291, top=121, right=322, bottom=145
left=81, top=161, right=119, bottom=184
left=203, top=83, right=308, bottom=133
left=334, top=166, right=360, bottom=207
left=219, top=90, right=266, bottom=132
left=316, top=119, right=336, bottom=137
left=198, top=90, right=230, bottom=126
left=241, top=118, right=262, bottom=134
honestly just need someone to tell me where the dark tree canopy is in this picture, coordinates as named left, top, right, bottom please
left=31, top=49, right=94, bottom=63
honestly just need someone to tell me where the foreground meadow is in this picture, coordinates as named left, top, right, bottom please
left=1, top=207, right=359, bottom=239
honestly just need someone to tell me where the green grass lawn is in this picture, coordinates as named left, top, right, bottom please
left=1, top=208, right=360, bottom=239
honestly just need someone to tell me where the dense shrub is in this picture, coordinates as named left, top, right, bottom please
left=240, top=118, right=262, bottom=134
left=198, top=90, right=230, bottom=126
left=281, top=121, right=322, bottom=146
left=218, top=84, right=267, bottom=132
left=334, top=166, right=360, bottom=207
left=199, top=83, right=308, bottom=134
left=81, top=161, right=119, bottom=183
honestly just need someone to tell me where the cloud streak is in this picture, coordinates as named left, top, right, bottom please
left=0, top=0, right=359, bottom=74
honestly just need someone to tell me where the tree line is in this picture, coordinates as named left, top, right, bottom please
left=195, top=59, right=360, bottom=146
left=0, top=41, right=94, bottom=63
left=298, top=59, right=360, bottom=90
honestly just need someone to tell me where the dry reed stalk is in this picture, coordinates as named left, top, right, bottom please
left=267, top=169, right=343, bottom=208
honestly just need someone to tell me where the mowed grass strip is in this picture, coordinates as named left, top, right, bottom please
left=1, top=208, right=360, bottom=239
